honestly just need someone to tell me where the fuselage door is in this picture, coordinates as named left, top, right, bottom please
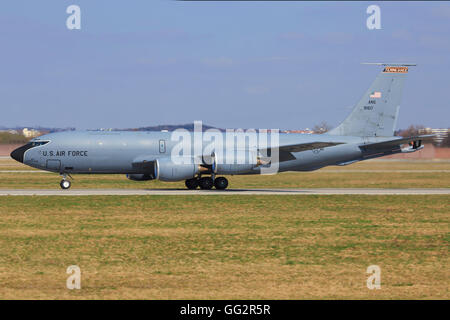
left=159, top=140, right=166, bottom=153
left=46, top=159, right=61, bottom=172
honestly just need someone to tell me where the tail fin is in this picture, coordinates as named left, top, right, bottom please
left=328, top=63, right=415, bottom=137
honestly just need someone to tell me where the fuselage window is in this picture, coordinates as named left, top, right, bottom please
left=30, top=141, right=50, bottom=147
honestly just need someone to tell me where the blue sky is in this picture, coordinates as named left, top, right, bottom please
left=1, top=1, right=449, bottom=130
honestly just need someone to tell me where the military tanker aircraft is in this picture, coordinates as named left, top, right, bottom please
left=11, top=64, right=432, bottom=190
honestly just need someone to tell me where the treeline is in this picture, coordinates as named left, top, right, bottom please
left=396, top=125, right=450, bottom=148
left=0, top=132, right=29, bottom=144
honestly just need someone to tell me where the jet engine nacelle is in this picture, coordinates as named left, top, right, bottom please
left=155, top=157, right=200, bottom=182
left=126, top=174, right=155, bottom=181
left=212, top=150, right=258, bottom=174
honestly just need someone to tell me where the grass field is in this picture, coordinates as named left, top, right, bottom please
left=1, top=158, right=450, bottom=189
left=0, top=158, right=448, bottom=299
left=0, top=195, right=448, bottom=299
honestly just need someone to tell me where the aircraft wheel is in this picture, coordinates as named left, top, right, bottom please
left=214, top=177, right=228, bottom=190
left=198, top=177, right=213, bottom=190
left=185, top=178, right=199, bottom=190
left=60, top=180, right=71, bottom=190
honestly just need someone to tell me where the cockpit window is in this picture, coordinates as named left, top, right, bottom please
left=30, top=141, right=50, bottom=147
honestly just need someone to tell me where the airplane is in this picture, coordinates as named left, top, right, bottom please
left=10, top=63, right=433, bottom=190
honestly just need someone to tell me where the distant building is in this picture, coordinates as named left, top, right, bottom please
left=283, top=129, right=315, bottom=134
left=419, top=128, right=450, bottom=146
left=22, top=128, right=41, bottom=138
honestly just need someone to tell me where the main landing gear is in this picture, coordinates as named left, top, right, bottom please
left=185, top=176, right=229, bottom=190
left=60, top=174, right=72, bottom=190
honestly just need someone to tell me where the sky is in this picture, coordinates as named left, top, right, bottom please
left=1, top=1, right=449, bottom=130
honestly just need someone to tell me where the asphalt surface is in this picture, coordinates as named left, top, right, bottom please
left=0, top=188, right=448, bottom=196
left=1, top=169, right=450, bottom=173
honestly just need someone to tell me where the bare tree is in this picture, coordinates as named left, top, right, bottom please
left=313, top=121, right=332, bottom=134
left=441, top=130, right=450, bottom=148
left=397, top=124, right=426, bottom=138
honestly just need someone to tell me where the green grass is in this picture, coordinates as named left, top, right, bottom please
left=0, top=170, right=449, bottom=190
left=0, top=195, right=448, bottom=299
left=1, top=159, right=449, bottom=189
left=0, top=133, right=29, bottom=144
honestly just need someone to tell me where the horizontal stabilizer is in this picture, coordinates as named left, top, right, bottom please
left=360, top=135, right=435, bottom=151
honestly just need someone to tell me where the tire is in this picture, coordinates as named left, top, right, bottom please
left=60, top=180, right=71, bottom=190
left=214, top=177, right=228, bottom=190
left=185, top=178, right=199, bottom=190
left=198, top=177, right=213, bottom=190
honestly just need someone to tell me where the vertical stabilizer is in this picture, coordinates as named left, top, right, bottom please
left=328, top=64, right=414, bottom=137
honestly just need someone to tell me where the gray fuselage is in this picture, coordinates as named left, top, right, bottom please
left=16, top=131, right=394, bottom=177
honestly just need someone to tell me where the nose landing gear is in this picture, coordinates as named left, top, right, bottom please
left=60, top=174, right=73, bottom=190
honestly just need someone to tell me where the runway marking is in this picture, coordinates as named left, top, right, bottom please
left=0, top=188, right=448, bottom=196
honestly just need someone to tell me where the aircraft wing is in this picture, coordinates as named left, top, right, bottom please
left=130, top=141, right=346, bottom=167
left=262, top=141, right=345, bottom=162
left=360, top=135, right=435, bottom=151
left=276, top=141, right=345, bottom=153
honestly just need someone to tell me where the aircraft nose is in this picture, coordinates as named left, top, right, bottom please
left=10, top=145, right=26, bottom=163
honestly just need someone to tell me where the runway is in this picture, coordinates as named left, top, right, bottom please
left=0, top=188, right=449, bottom=196
left=1, top=169, right=450, bottom=173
